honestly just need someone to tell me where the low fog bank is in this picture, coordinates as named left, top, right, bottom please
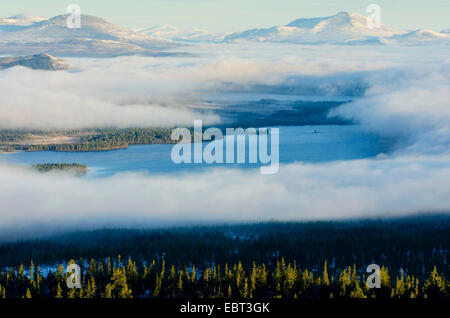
left=1, top=155, right=449, bottom=239
left=0, top=44, right=448, bottom=129
left=333, top=64, right=450, bottom=155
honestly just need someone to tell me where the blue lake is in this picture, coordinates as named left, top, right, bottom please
left=0, top=125, right=390, bottom=177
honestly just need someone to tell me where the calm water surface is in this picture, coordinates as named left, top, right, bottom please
left=0, top=125, right=389, bottom=177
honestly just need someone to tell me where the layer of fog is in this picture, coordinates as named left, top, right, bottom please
left=1, top=154, right=449, bottom=239
left=333, top=65, right=450, bottom=155
left=1, top=44, right=448, bottom=129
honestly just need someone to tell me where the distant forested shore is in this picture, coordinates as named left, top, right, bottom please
left=0, top=215, right=448, bottom=298
left=0, top=128, right=176, bottom=152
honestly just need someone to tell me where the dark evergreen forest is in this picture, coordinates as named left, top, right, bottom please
left=0, top=215, right=448, bottom=298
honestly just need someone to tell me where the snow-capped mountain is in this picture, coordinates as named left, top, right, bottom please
left=224, top=12, right=406, bottom=44
left=1, top=11, right=448, bottom=54
left=0, top=54, right=71, bottom=70
left=381, top=29, right=450, bottom=45
left=140, top=25, right=225, bottom=42
left=0, top=14, right=177, bottom=57
left=0, top=14, right=48, bottom=30
left=0, top=14, right=47, bottom=26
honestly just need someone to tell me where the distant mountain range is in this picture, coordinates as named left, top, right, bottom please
left=0, top=12, right=448, bottom=57
left=0, top=54, right=71, bottom=70
left=377, top=29, right=450, bottom=45
left=223, top=12, right=450, bottom=45
left=225, top=12, right=405, bottom=44
left=139, top=25, right=225, bottom=43
left=0, top=14, right=178, bottom=57
left=0, top=13, right=47, bottom=30
left=144, top=12, right=450, bottom=46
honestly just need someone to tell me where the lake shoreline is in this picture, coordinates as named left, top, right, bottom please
left=1, top=125, right=391, bottom=178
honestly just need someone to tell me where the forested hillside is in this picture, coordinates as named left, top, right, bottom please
left=0, top=215, right=448, bottom=298
left=0, top=257, right=448, bottom=299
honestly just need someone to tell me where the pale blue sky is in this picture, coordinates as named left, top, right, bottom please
left=1, top=0, right=449, bottom=32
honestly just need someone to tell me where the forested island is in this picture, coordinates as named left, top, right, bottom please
left=0, top=215, right=448, bottom=299
left=33, top=163, right=88, bottom=175
left=0, top=128, right=176, bottom=152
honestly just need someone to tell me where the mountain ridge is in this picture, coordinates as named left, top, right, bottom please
left=0, top=53, right=71, bottom=71
left=0, top=14, right=178, bottom=57
left=140, top=25, right=225, bottom=42
left=0, top=14, right=47, bottom=26
left=138, top=11, right=450, bottom=46
left=1, top=11, right=449, bottom=51
left=221, top=12, right=449, bottom=45
left=224, top=12, right=406, bottom=44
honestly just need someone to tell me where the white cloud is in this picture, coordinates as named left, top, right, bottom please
left=0, top=155, right=449, bottom=239
left=2, top=44, right=448, bottom=129
left=332, top=65, right=450, bottom=154
left=0, top=63, right=220, bottom=129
